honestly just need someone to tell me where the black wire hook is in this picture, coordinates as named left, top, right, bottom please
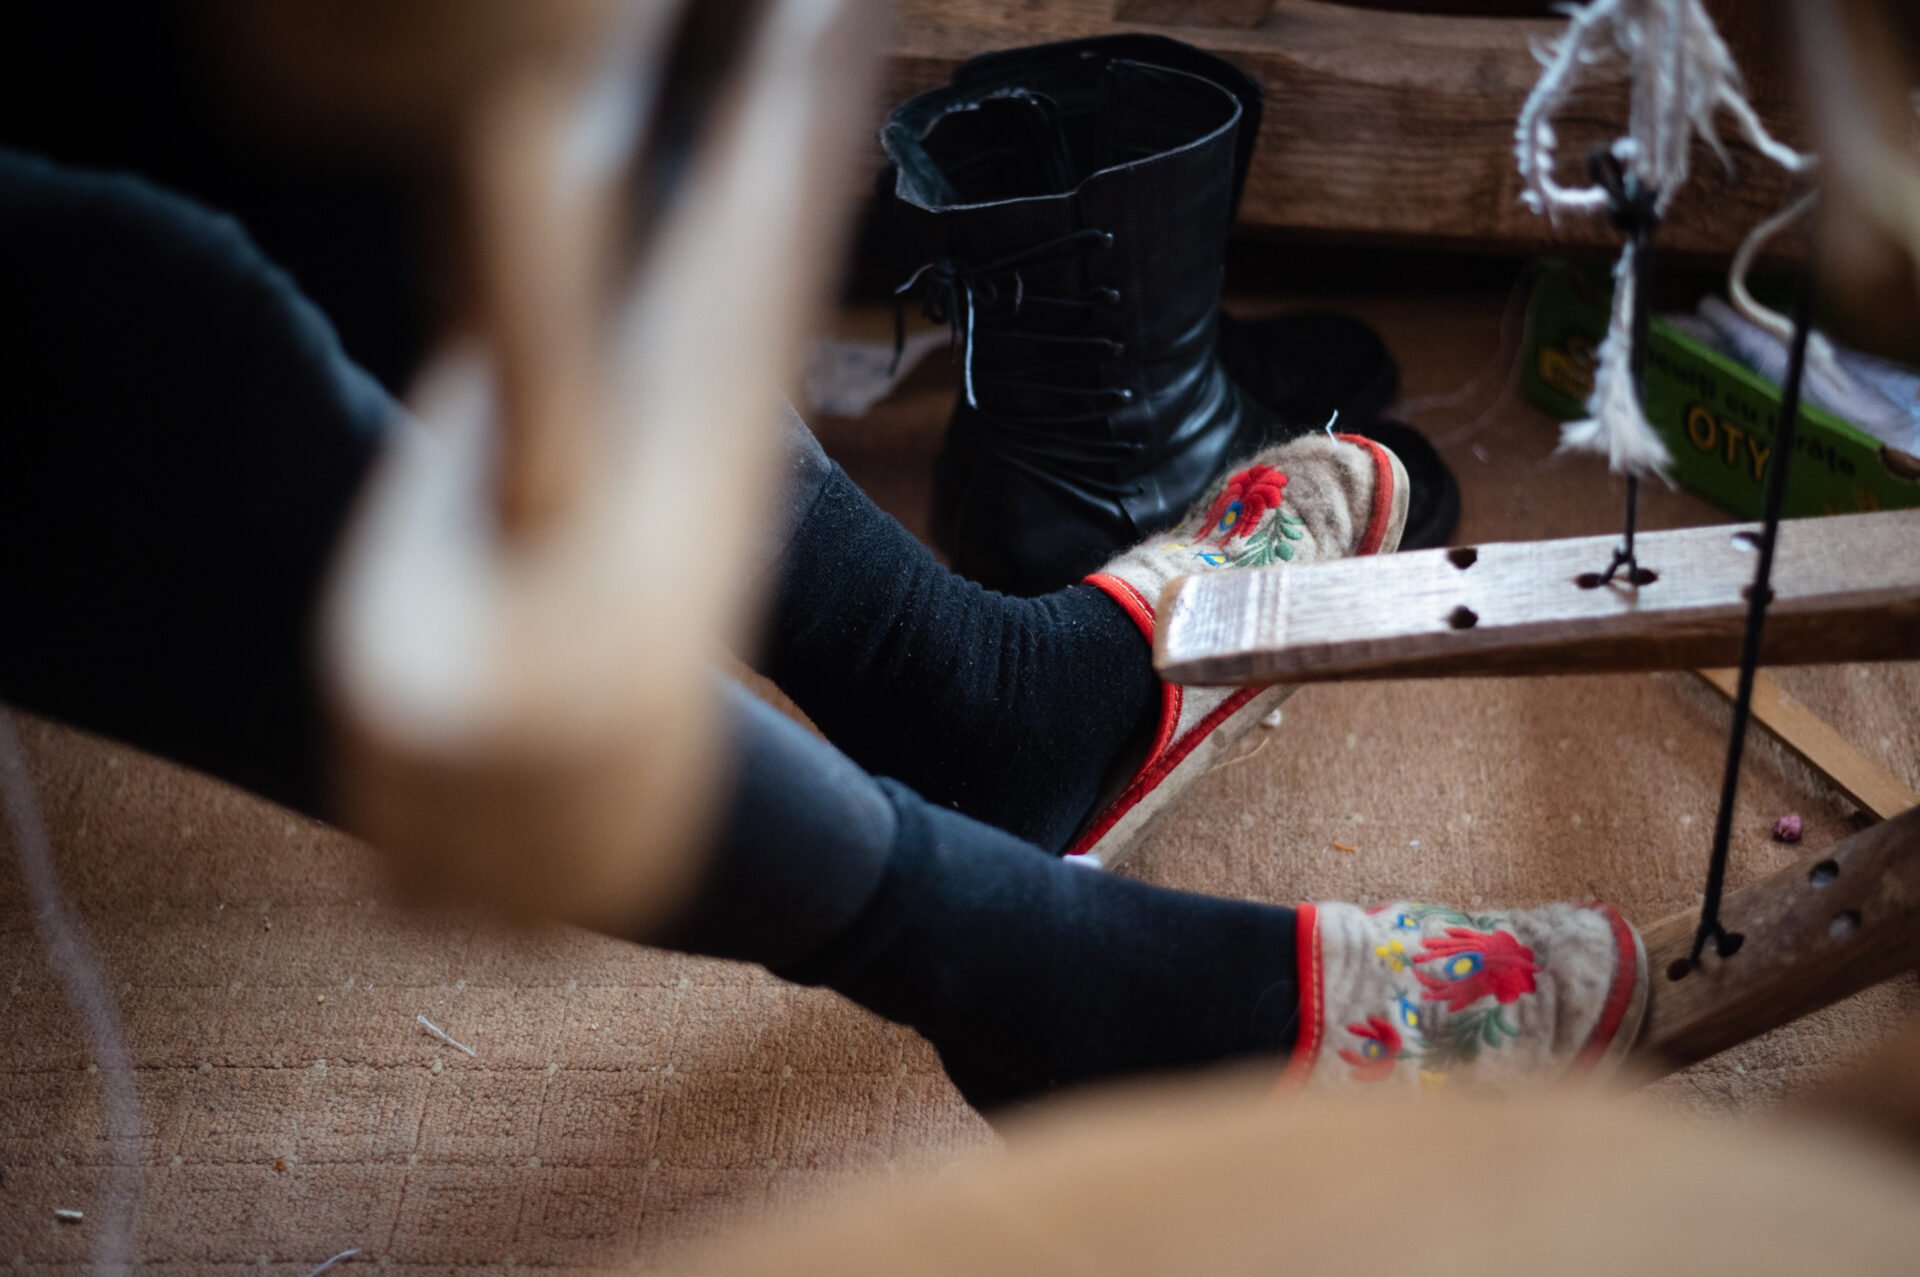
left=1588, top=146, right=1662, bottom=587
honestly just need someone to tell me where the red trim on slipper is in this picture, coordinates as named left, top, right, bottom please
left=1062, top=682, right=1261, bottom=858
left=1335, top=432, right=1397, bottom=557
left=1071, top=572, right=1185, bottom=858
left=1084, top=571, right=1156, bottom=641
left=1574, top=901, right=1641, bottom=1071
left=1277, top=902, right=1323, bottom=1093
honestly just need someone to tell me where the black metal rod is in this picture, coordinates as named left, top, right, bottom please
left=1620, top=475, right=1639, bottom=570
left=1689, top=261, right=1818, bottom=966
left=1603, top=174, right=1656, bottom=583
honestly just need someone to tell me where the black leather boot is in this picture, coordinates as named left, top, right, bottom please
left=885, top=37, right=1405, bottom=593
left=885, top=49, right=1286, bottom=594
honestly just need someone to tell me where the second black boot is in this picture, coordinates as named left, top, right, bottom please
left=885, top=52, right=1299, bottom=595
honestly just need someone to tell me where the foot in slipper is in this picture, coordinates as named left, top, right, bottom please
left=1285, top=898, right=1648, bottom=1092
left=1068, top=432, right=1408, bottom=866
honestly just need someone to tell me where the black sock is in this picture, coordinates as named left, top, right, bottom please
left=658, top=681, right=1299, bottom=1112
left=762, top=463, right=1159, bottom=854
left=781, top=780, right=1300, bottom=1111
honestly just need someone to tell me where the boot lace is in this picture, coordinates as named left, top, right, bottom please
left=893, top=228, right=1147, bottom=498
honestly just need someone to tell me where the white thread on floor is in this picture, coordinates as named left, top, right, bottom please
left=2, top=709, right=142, bottom=1269
left=415, top=1014, right=477, bottom=1057
left=54, top=1209, right=85, bottom=1224
left=304, top=1247, right=361, bottom=1276
left=1207, top=733, right=1272, bottom=775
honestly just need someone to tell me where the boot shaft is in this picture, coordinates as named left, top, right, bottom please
left=942, top=34, right=1265, bottom=220
left=884, top=57, right=1243, bottom=436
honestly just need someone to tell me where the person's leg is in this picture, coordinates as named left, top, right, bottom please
left=662, top=683, right=1646, bottom=1108
left=760, top=417, right=1161, bottom=855
left=0, top=148, right=1300, bottom=1103
left=660, top=682, right=1302, bottom=1110
left=0, top=147, right=388, bottom=815
left=0, top=137, right=1156, bottom=855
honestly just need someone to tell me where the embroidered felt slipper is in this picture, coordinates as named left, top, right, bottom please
left=1066, top=432, right=1408, bottom=867
left=1285, top=899, right=1648, bottom=1093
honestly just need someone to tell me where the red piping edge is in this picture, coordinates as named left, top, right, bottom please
left=1335, top=432, right=1396, bottom=557
left=1063, top=676, right=1262, bottom=858
left=1276, top=902, right=1322, bottom=1093
left=1066, top=573, right=1183, bottom=858
left=1083, top=573, right=1180, bottom=767
left=1573, top=901, right=1641, bottom=1072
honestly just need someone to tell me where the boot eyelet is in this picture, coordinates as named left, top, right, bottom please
left=1113, top=388, right=1136, bottom=403
left=1096, top=288, right=1122, bottom=307
left=1094, top=230, right=1115, bottom=251
left=1108, top=340, right=1127, bottom=356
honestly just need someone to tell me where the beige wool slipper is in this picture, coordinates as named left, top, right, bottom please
left=1065, top=433, right=1409, bottom=868
left=1284, top=899, right=1649, bottom=1093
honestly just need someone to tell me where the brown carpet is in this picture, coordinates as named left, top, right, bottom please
left=5, top=272, right=1918, bottom=1273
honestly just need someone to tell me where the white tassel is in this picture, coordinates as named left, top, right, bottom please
left=1517, top=0, right=1816, bottom=478
left=1559, top=247, right=1673, bottom=476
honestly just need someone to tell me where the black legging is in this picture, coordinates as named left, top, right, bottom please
left=0, top=149, right=1300, bottom=1110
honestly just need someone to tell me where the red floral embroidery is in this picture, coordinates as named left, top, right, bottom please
left=1338, top=1016, right=1402, bottom=1081
left=1413, top=927, right=1540, bottom=1012
left=1198, top=464, right=1288, bottom=544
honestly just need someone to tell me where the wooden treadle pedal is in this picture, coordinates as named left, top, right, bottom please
left=1154, top=508, right=1920, bottom=686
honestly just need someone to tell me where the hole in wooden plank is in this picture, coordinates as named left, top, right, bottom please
left=1576, top=569, right=1657, bottom=588
left=1717, top=931, right=1745, bottom=958
left=1731, top=530, right=1762, bottom=551
left=1666, top=957, right=1693, bottom=982
left=1809, top=859, right=1839, bottom=888
left=1829, top=910, right=1861, bottom=941
left=1447, top=605, right=1479, bottom=630
left=1447, top=547, right=1479, bottom=569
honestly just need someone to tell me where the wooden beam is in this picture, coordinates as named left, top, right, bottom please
left=1694, top=668, right=1920, bottom=821
left=885, top=0, right=1805, bottom=255
left=1154, top=509, right=1920, bottom=685
left=1634, top=804, right=1920, bottom=1075
left=1112, top=0, right=1273, bottom=29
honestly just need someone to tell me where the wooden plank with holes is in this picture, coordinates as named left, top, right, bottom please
left=883, top=0, right=1805, bottom=255
left=1636, top=804, right=1920, bottom=1075
left=1154, top=509, right=1920, bottom=685
left=1694, top=668, right=1920, bottom=821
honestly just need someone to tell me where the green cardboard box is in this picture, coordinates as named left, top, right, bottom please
left=1521, top=258, right=1920, bottom=519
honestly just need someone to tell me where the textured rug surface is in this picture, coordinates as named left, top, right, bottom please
left=5, top=275, right=1918, bottom=1273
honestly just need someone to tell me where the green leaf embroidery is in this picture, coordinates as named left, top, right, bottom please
left=1409, top=1005, right=1520, bottom=1069
left=1225, top=519, right=1295, bottom=567
left=1397, top=903, right=1507, bottom=933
